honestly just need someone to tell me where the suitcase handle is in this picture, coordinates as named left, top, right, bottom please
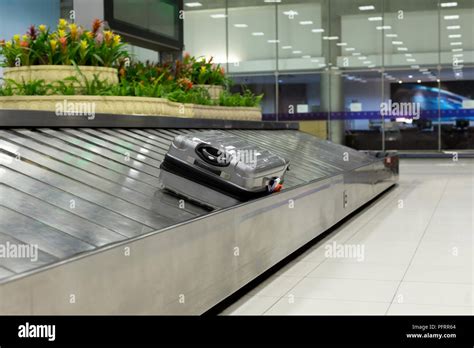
left=195, top=144, right=231, bottom=167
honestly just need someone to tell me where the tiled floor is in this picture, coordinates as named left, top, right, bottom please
left=221, top=159, right=474, bottom=315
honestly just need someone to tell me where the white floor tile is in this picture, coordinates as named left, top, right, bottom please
left=410, top=241, right=473, bottom=267
left=265, top=297, right=390, bottom=315
left=246, top=275, right=301, bottom=298
left=286, top=277, right=399, bottom=303
left=307, top=261, right=407, bottom=281
left=394, top=281, right=474, bottom=307
left=220, top=296, right=279, bottom=315
left=404, top=263, right=473, bottom=284
left=387, top=303, right=474, bottom=315
left=275, top=261, right=321, bottom=277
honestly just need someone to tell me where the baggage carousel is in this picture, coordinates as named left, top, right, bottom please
left=0, top=110, right=398, bottom=314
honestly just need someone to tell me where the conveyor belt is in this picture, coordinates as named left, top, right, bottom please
left=0, top=128, right=375, bottom=282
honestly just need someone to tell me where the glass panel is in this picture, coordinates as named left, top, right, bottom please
left=440, top=0, right=474, bottom=150
left=227, top=0, right=277, bottom=73
left=277, top=0, right=328, bottom=72
left=182, top=0, right=226, bottom=60
left=342, top=71, right=384, bottom=150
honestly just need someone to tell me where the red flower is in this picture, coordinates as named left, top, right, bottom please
left=27, top=25, right=37, bottom=40
left=19, top=41, right=29, bottom=48
left=59, top=36, right=67, bottom=51
left=91, top=19, right=103, bottom=35
left=0, top=39, right=5, bottom=47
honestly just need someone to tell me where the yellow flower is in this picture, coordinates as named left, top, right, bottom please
left=80, top=39, right=88, bottom=50
left=58, top=29, right=66, bottom=38
left=50, top=39, right=58, bottom=52
left=104, top=30, right=113, bottom=43
left=69, top=23, right=78, bottom=39
left=13, top=34, right=20, bottom=43
left=5, top=41, right=12, bottom=48
left=22, top=34, right=28, bottom=41
left=84, top=31, right=94, bottom=39
left=113, top=34, right=121, bottom=46
left=39, top=24, right=47, bottom=32
left=58, top=18, right=68, bottom=29
left=200, top=66, right=206, bottom=73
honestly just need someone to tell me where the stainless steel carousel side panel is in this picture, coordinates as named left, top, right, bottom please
left=0, top=161, right=396, bottom=315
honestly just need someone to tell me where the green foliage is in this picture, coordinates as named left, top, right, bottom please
left=218, top=89, right=263, bottom=108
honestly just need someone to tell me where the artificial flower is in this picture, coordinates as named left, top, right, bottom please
left=49, top=39, right=58, bottom=52
left=80, top=39, right=88, bottom=50
left=113, top=34, right=121, bottom=46
left=58, top=18, right=68, bottom=29
left=69, top=23, right=78, bottom=40
left=19, top=40, right=29, bottom=48
left=28, top=26, right=37, bottom=40
left=13, top=34, right=20, bottom=43
left=57, top=29, right=66, bottom=38
left=84, top=31, right=94, bottom=39
left=22, top=34, right=28, bottom=42
left=104, top=30, right=113, bottom=44
left=91, top=19, right=102, bottom=35
left=38, top=24, right=47, bottom=33
left=5, top=41, right=12, bottom=48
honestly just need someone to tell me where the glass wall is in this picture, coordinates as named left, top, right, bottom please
left=182, top=0, right=474, bottom=151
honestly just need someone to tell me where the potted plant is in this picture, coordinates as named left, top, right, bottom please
left=0, top=18, right=128, bottom=86
left=175, top=54, right=228, bottom=100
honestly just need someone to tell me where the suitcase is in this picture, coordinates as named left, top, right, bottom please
left=159, top=131, right=290, bottom=209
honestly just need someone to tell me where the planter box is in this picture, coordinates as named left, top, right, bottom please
left=0, top=95, right=262, bottom=121
left=3, top=65, right=119, bottom=86
left=194, top=84, right=224, bottom=101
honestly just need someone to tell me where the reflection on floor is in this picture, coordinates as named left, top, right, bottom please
left=220, top=159, right=474, bottom=315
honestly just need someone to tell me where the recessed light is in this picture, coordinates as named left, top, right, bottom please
left=345, top=47, right=355, bottom=51
left=283, top=10, right=298, bottom=16
left=407, top=58, right=416, bottom=62
left=281, top=45, right=292, bottom=49
left=422, top=71, right=431, bottom=74
left=311, top=59, right=319, bottom=63
left=359, top=5, right=375, bottom=10
left=397, top=47, right=408, bottom=51
left=302, top=55, right=311, bottom=58
left=185, top=2, right=202, bottom=7
left=452, top=53, right=463, bottom=57
left=368, top=16, right=383, bottom=21
left=352, top=52, right=361, bottom=56
left=437, top=79, right=441, bottom=82
left=252, top=32, right=265, bottom=36
left=410, top=65, right=420, bottom=69
left=408, top=75, right=413, bottom=78
left=405, top=53, right=413, bottom=57
left=358, top=56, right=368, bottom=60
left=449, top=34, right=462, bottom=38
left=376, top=25, right=391, bottom=30
left=392, top=41, right=403, bottom=45
left=447, top=25, right=460, bottom=30
left=264, top=0, right=281, bottom=2
left=398, top=80, right=403, bottom=84
left=440, top=2, right=457, bottom=7
left=386, top=33, right=398, bottom=38
left=299, top=21, right=313, bottom=25
left=267, top=39, right=280, bottom=43
left=452, top=48, right=463, bottom=52
left=417, top=80, right=421, bottom=83
left=292, top=50, right=302, bottom=54
left=234, top=24, right=248, bottom=28
left=322, top=36, right=339, bottom=40
left=444, top=15, right=459, bottom=20
left=210, top=14, right=227, bottom=18
left=368, top=64, right=376, bottom=68
left=336, top=42, right=347, bottom=46
left=312, top=28, right=324, bottom=33
left=363, top=60, right=371, bottom=64
left=450, top=42, right=462, bottom=45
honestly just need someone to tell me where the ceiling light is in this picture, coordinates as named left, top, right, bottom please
left=359, top=5, right=375, bottom=10
left=417, top=80, right=421, bottom=83
left=234, top=24, right=248, bottom=28
left=376, top=25, right=391, bottom=30
left=185, top=2, right=202, bottom=7
left=422, top=71, right=431, bottom=74
left=450, top=41, right=462, bottom=45
left=452, top=48, right=463, bottom=52
left=323, top=36, right=339, bottom=40
left=408, top=75, right=413, bottom=78
left=444, top=15, right=459, bottom=20
left=397, top=47, right=408, bottom=51
left=281, top=45, right=292, bottom=49
left=210, top=14, right=227, bottom=18
left=419, top=68, right=428, bottom=72
left=311, top=59, right=319, bottom=63
left=437, top=79, right=441, bottom=82
left=345, top=47, right=355, bottom=51
left=448, top=34, right=461, bottom=38
left=411, top=65, right=420, bottom=69
left=267, top=39, right=280, bottom=43
left=302, top=55, right=311, bottom=58
left=392, top=41, right=403, bottom=45
left=363, top=60, right=371, bottom=64
left=368, top=16, right=383, bottom=21
left=299, top=21, right=313, bottom=25
left=447, top=25, right=460, bottom=30
left=312, top=28, right=325, bottom=33
left=292, top=50, right=302, bottom=54
left=264, top=0, right=282, bottom=2
left=368, top=64, right=376, bottom=68
left=407, top=58, right=416, bottom=62
left=352, top=52, right=361, bottom=56
left=336, top=42, right=347, bottom=46
left=452, top=53, right=463, bottom=57
left=283, top=10, right=298, bottom=16
left=398, top=80, right=403, bottom=84
left=358, top=56, right=368, bottom=60
left=386, top=33, right=398, bottom=37
left=440, top=2, right=458, bottom=7
left=405, top=53, right=412, bottom=57
left=252, top=32, right=265, bottom=36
